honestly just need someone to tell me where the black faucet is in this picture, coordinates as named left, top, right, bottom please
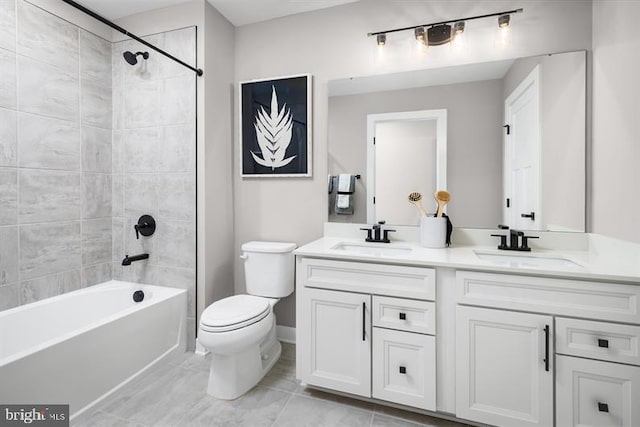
left=122, top=253, right=149, bottom=266
left=360, top=221, right=396, bottom=243
left=491, top=225, right=539, bottom=251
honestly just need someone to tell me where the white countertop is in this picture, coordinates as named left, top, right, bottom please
left=294, top=234, right=640, bottom=284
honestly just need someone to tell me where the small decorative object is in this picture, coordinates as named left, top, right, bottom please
left=240, top=74, right=312, bottom=177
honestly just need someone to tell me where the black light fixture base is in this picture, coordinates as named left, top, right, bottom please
left=428, top=24, right=452, bottom=46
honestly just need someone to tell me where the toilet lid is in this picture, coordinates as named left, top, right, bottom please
left=200, top=295, right=270, bottom=331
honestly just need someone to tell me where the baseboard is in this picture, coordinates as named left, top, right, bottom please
left=276, top=325, right=296, bottom=344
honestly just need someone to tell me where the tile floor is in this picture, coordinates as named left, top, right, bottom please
left=72, top=343, right=469, bottom=427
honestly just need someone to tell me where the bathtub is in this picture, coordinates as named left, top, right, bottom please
left=0, top=280, right=187, bottom=419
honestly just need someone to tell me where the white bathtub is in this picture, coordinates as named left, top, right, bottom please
left=0, top=280, right=187, bottom=418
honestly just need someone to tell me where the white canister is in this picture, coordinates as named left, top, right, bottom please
left=420, top=216, right=447, bottom=248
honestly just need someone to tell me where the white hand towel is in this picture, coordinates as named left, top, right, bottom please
left=336, top=194, right=351, bottom=209
left=337, top=174, right=353, bottom=193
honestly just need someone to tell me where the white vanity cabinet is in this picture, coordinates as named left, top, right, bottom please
left=455, top=305, right=553, bottom=427
left=456, top=270, right=640, bottom=427
left=296, top=257, right=437, bottom=410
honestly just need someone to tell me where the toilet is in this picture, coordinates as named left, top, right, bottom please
left=198, top=241, right=296, bottom=399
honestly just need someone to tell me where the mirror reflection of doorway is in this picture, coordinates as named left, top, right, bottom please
left=504, top=66, right=541, bottom=230
left=367, top=110, right=447, bottom=225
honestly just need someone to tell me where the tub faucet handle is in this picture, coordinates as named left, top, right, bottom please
left=134, top=215, right=156, bottom=239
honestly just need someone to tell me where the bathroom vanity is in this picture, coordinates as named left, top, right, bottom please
left=294, top=225, right=640, bottom=427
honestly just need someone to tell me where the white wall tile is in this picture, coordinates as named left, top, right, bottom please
left=123, top=81, right=159, bottom=128
left=0, top=225, right=18, bottom=285
left=0, top=48, right=16, bottom=109
left=0, top=167, right=17, bottom=225
left=82, top=217, right=111, bottom=241
left=18, top=112, right=80, bottom=170
left=158, top=124, right=194, bottom=172
left=17, top=0, right=78, bottom=73
left=0, top=0, right=16, bottom=52
left=158, top=173, right=195, bottom=221
left=0, top=107, right=16, bottom=166
left=111, top=174, right=124, bottom=217
left=80, top=30, right=111, bottom=81
left=123, top=128, right=158, bottom=172
left=159, top=28, right=195, bottom=79
left=21, top=269, right=81, bottom=304
left=19, top=169, right=81, bottom=223
left=156, top=221, right=195, bottom=269
left=81, top=76, right=112, bottom=129
left=18, top=55, right=79, bottom=121
left=82, top=173, right=112, bottom=218
left=82, top=262, right=111, bottom=287
left=20, top=222, right=81, bottom=280
left=111, top=218, right=124, bottom=262
left=161, top=76, right=195, bottom=125
left=82, top=125, right=111, bottom=173
left=124, top=174, right=157, bottom=217
left=0, top=282, right=19, bottom=310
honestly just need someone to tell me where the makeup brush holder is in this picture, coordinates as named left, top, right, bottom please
left=420, top=216, right=447, bottom=248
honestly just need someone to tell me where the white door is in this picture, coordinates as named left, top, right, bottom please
left=557, top=355, right=640, bottom=427
left=504, top=66, right=541, bottom=230
left=296, top=288, right=371, bottom=397
left=456, top=305, right=553, bottom=427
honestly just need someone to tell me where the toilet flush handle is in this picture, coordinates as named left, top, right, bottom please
left=239, top=253, right=248, bottom=260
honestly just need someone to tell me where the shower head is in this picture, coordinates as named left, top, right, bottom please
left=123, top=51, right=149, bottom=65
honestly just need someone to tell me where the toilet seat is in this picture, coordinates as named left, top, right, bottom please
left=200, top=295, right=270, bottom=333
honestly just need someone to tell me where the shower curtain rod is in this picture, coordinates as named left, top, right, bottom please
left=61, top=0, right=204, bottom=76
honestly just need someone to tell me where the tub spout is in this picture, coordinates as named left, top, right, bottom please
left=122, top=253, right=149, bottom=266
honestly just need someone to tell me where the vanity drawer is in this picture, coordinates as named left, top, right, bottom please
left=300, top=258, right=435, bottom=300
left=372, top=328, right=436, bottom=411
left=372, top=296, right=435, bottom=335
left=556, top=355, right=640, bottom=427
left=556, top=317, right=640, bottom=366
left=456, top=271, right=640, bottom=324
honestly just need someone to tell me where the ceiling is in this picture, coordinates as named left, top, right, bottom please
left=76, top=0, right=359, bottom=25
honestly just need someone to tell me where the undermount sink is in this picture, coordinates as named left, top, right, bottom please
left=331, top=242, right=413, bottom=257
left=474, top=250, right=583, bottom=268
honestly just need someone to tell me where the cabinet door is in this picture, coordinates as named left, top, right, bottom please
left=557, top=355, right=640, bottom=427
left=372, top=328, right=436, bottom=410
left=456, top=306, right=553, bottom=427
left=297, top=288, right=371, bottom=397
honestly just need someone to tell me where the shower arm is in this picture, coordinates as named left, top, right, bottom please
left=61, top=0, right=203, bottom=76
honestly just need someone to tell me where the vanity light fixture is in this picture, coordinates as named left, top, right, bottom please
left=368, top=8, right=522, bottom=48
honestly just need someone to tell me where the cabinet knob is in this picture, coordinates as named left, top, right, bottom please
left=399, top=312, right=406, bottom=320
left=598, top=402, right=609, bottom=413
left=399, top=366, right=406, bottom=374
left=598, top=338, right=609, bottom=348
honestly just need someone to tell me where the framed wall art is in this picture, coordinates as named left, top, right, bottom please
left=240, top=74, right=312, bottom=177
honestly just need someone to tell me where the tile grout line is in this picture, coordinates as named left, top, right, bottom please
left=269, top=389, right=295, bottom=427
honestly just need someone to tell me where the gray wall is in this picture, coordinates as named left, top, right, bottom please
left=234, top=0, right=593, bottom=327
left=503, top=51, right=586, bottom=232
left=1, top=0, right=112, bottom=310
left=111, top=28, right=197, bottom=348
left=327, top=80, right=503, bottom=228
left=592, top=0, right=640, bottom=243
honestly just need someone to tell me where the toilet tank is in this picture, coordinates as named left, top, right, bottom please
left=241, top=241, right=297, bottom=298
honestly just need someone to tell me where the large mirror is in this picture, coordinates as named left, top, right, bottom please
left=327, top=50, right=586, bottom=231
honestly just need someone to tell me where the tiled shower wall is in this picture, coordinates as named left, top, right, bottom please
left=0, top=0, right=113, bottom=309
left=111, top=29, right=197, bottom=347
left=0, top=0, right=196, bottom=347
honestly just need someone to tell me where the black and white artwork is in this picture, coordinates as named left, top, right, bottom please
left=240, top=74, right=312, bottom=177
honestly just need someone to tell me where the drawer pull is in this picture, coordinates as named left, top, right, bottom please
left=598, top=338, right=609, bottom=348
left=399, top=312, right=406, bottom=320
left=399, top=366, right=406, bottom=374
left=543, top=325, right=550, bottom=372
left=362, top=302, right=366, bottom=341
left=598, top=402, right=609, bottom=413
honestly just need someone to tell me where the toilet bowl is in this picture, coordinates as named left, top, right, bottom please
left=197, top=241, right=296, bottom=400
